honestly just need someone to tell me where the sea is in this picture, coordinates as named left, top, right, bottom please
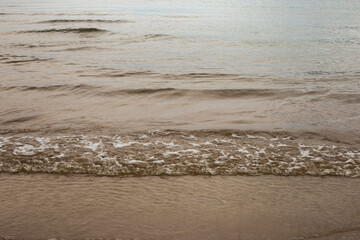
left=0, top=0, right=360, bottom=239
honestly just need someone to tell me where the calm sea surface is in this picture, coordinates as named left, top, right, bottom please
left=1, top=0, right=359, bottom=132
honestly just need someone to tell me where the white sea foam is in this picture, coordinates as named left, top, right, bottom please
left=112, top=137, right=138, bottom=148
left=300, top=149, right=310, bottom=158
left=153, top=160, right=165, bottom=164
left=190, top=143, right=201, bottom=147
left=13, top=144, right=36, bottom=156
left=0, top=131, right=359, bottom=177
left=182, top=135, right=197, bottom=140
left=82, top=139, right=103, bottom=151
left=247, top=134, right=267, bottom=140
left=127, top=160, right=146, bottom=164
left=138, top=135, right=148, bottom=139
left=155, top=141, right=179, bottom=148
left=237, top=147, right=249, bottom=154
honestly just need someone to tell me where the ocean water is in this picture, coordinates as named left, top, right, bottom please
left=0, top=0, right=360, bottom=239
left=0, top=0, right=359, bottom=176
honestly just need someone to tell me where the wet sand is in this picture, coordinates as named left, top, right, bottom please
left=0, top=174, right=360, bottom=240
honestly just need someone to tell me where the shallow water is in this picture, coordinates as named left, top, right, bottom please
left=1, top=174, right=360, bottom=240
left=0, top=0, right=360, bottom=137
left=1, top=0, right=360, bottom=177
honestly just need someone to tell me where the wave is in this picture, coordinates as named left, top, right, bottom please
left=0, top=54, right=51, bottom=64
left=144, top=34, right=172, bottom=39
left=0, top=84, right=327, bottom=99
left=0, top=13, right=111, bottom=16
left=0, top=84, right=97, bottom=92
left=38, top=19, right=131, bottom=23
left=79, top=70, right=254, bottom=80
left=19, top=28, right=108, bottom=33
left=55, top=13, right=111, bottom=16
left=0, top=130, right=359, bottom=177
left=1, top=116, right=39, bottom=125
left=328, top=93, right=360, bottom=104
left=80, top=70, right=157, bottom=78
left=50, top=46, right=107, bottom=52
left=1, top=58, right=50, bottom=64
left=305, top=70, right=358, bottom=76
left=173, top=73, right=239, bottom=79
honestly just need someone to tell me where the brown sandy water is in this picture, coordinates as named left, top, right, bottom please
left=1, top=174, right=360, bottom=240
left=1, top=0, right=360, bottom=139
left=1, top=0, right=359, bottom=178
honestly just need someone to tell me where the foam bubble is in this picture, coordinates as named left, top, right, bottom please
left=0, top=131, right=359, bottom=177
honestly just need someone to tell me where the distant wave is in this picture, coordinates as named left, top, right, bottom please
left=20, top=28, right=108, bottom=33
left=0, top=54, right=51, bottom=64
left=144, top=34, right=172, bottom=39
left=0, top=12, right=112, bottom=16
left=80, top=70, right=249, bottom=80
left=328, top=93, right=360, bottom=104
left=38, top=19, right=131, bottom=23
left=0, top=130, right=359, bottom=177
left=0, top=84, right=328, bottom=100
left=166, top=73, right=240, bottom=79
left=5, top=82, right=358, bottom=106
left=163, top=15, right=200, bottom=18
left=80, top=70, right=157, bottom=78
left=50, top=46, right=107, bottom=52
left=2, top=59, right=49, bottom=64
left=305, top=70, right=355, bottom=76
left=55, top=13, right=111, bottom=16
left=0, top=13, right=24, bottom=15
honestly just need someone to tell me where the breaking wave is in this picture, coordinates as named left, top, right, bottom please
left=0, top=130, right=359, bottom=177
